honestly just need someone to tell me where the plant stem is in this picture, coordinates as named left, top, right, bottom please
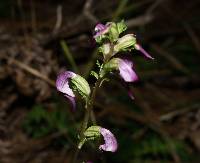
left=73, top=78, right=102, bottom=163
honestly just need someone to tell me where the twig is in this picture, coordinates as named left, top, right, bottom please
left=126, top=0, right=166, bottom=28
left=160, top=103, right=200, bottom=122
left=183, top=23, right=200, bottom=56
left=112, top=0, right=129, bottom=21
left=146, top=0, right=166, bottom=15
left=8, top=58, right=55, bottom=87
left=83, top=0, right=98, bottom=23
left=126, top=14, right=153, bottom=27
left=53, top=5, right=63, bottom=35
left=124, top=0, right=153, bottom=15
left=150, top=43, right=189, bottom=74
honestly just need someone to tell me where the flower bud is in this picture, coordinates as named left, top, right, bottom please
left=99, top=43, right=111, bottom=59
left=114, top=34, right=136, bottom=53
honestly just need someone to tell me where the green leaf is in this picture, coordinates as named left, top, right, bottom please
left=90, top=71, right=99, bottom=79
left=117, top=20, right=127, bottom=34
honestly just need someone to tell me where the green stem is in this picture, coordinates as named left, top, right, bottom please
left=73, top=78, right=102, bottom=163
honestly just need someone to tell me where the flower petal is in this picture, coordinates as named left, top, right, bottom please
left=93, top=23, right=109, bottom=38
left=64, top=95, right=76, bottom=111
left=99, top=128, right=118, bottom=152
left=56, top=71, right=76, bottom=97
left=135, top=44, right=154, bottom=59
left=119, top=59, right=138, bottom=82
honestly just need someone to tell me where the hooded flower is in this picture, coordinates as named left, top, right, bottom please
left=56, top=71, right=76, bottom=109
left=135, top=43, right=154, bottom=59
left=81, top=126, right=118, bottom=152
left=102, top=58, right=138, bottom=83
left=99, top=128, right=118, bottom=152
left=93, top=23, right=110, bottom=39
left=118, top=59, right=138, bottom=82
left=56, top=71, right=91, bottom=110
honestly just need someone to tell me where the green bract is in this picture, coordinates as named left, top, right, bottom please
left=109, top=23, right=119, bottom=42
left=108, top=20, right=127, bottom=42
left=116, top=20, right=127, bottom=35
left=84, top=126, right=101, bottom=138
left=114, top=34, right=136, bottom=52
left=99, top=43, right=111, bottom=56
left=99, top=43, right=112, bottom=60
left=78, top=126, right=101, bottom=149
left=71, top=75, right=91, bottom=100
left=100, top=58, right=120, bottom=78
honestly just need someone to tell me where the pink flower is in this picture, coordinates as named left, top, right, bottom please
left=99, top=128, right=118, bottom=152
left=93, top=23, right=109, bottom=38
left=135, top=44, right=154, bottom=59
left=118, top=59, right=138, bottom=82
left=56, top=71, right=77, bottom=110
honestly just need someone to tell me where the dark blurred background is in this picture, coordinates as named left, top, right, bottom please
left=0, top=0, right=200, bottom=162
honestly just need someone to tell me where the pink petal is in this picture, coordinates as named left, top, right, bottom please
left=56, top=71, right=76, bottom=97
left=119, top=59, right=138, bottom=82
left=93, top=23, right=109, bottom=38
left=99, top=128, right=118, bottom=152
left=56, top=71, right=77, bottom=110
left=64, top=95, right=76, bottom=111
left=135, top=44, right=154, bottom=59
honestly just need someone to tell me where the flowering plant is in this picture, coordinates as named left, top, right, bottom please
left=56, top=20, right=153, bottom=162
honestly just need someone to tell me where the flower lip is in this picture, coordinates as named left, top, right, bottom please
left=135, top=44, right=154, bottom=59
left=95, top=23, right=106, bottom=32
left=118, top=59, right=138, bottom=82
left=99, top=128, right=118, bottom=152
left=56, top=71, right=77, bottom=110
left=56, top=71, right=76, bottom=96
left=93, top=23, right=110, bottom=38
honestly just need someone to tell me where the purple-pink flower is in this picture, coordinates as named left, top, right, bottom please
left=99, top=128, right=118, bottom=152
left=118, top=59, right=138, bottom=82
left=93, top=23, right=109, bottom=38
left=56, top=71, right=77, bottom=110
left=135, top=43, right=154, bottom=59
